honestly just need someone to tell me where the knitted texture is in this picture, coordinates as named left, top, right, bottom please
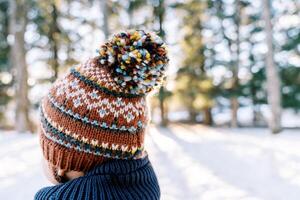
left=39, top=30, right=168, bottom=172
left=35, top=156, right=160, bottom=200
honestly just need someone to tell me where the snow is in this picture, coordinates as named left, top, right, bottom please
left=1, top=125, right=300, bottom=200
left=168, top=107, right=300, bottom=128
left=147, top=125, right=300, bottom=200
left=0, top=132, right=48, bottom=199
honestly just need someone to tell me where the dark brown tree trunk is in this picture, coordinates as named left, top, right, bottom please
left=203, top=107, right=213, bottom=125
left=49, top=1, right=59, bottom=81
left=158, top=86, right=168, bottom=126
left=155, top=0, right=168, bottom=126
left=52, top=40, right=59, bottom=80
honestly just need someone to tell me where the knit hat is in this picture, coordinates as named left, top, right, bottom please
left=39, top=30, right=168, bottom=172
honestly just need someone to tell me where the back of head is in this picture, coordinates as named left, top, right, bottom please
left=39, top=30, right=169, bottom=172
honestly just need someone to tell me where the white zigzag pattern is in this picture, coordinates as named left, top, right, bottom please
left=79, top=59, right=123, bottom=91
left=41, top=107, right=144, bottom=153
left=53, top=76, right=146, bottom=123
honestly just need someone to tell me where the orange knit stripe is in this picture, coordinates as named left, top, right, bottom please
left=42, top=97, right=145, bottom=147
left=40, top=132, right=107, bottom=172
left=49, top=72, right=148, bottom=128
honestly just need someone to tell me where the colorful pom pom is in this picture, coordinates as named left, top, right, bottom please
left=97, top=30, right=169, bottom=95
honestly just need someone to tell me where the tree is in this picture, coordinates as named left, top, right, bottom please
left=279, top=0, right=300, bottom=112
left=213, top=0, right=244, bottom=127
left=262, top=0, right=282, bottom=133
left=48, top=0, right=60, bottom=80
left=0, top=0, right=12, bottom=125
left=121, top=0, right=147, bottom=28
left=152, top=0, right=171, bottom=126
left=174, top=0, right=214, bottom=125
left=9, top=0, right=31, bottom=132
left=230, top=0, right=241, bottom=128
left=100, top=0, right=109, bottom=39
left=30, top=0, right=86, bottom=82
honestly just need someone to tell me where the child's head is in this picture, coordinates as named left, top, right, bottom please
left=39, top=30, right=168, bottom=174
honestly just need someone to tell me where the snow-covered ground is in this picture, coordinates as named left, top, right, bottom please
left=0, top=125, right=300, bottom=200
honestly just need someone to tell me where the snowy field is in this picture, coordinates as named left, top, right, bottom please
left=0, top=124, right=300, bottom=200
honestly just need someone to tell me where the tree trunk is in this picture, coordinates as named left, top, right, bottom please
left=155, top=0, right=168, bottom=126
left=230, top=0, right=241, bottom=128
left=128, top=10, right=133, bottom=29
left=230, top=97, right=239, bottom=127
left=49, top=1, right=59, bottom=81
left=189, top=109, right=197, bottom=123
left=9, top=0, right=31, bottom=132
left=159, top=86, right=167, bottom=126
left=52, top=38, right=59, bottom=80
left=262, top=0, right=282, bottom=133
left=203, top=107, right=213, bottom=125
left=100, top=0, right=109, bottom=39
left=253, top=105, right=262, bottom=125
left=252, top=97, right=259, bottom=126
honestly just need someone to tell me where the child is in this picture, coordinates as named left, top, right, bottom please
left=34, top=30, right=168, bottom=200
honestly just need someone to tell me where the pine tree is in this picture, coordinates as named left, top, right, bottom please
left=152, top=0, right=171, bottom=126
left=0, top=0, right=11, bottom=125
left=174, top=0, right=214, bottom=124
left=213, top=0, right=243, bottom=127
left=279, top=0, right=300, bottom=112
left=30, top=0, right=86, bottom=81
left=243, top=5, right=267, bottom=126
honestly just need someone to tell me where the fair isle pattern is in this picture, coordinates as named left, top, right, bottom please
left=48, top=95, right=145, bottom=134
left=39, top=30, right=168, bottom=172
left=52, top=73, right=147, bottom=122
left=39, top=58, right=149, bottom=171
left=48, top=94, right=143, bottom=133
left=41, top=104, right=144, bottom=155
left=70, top=69, right=140, bottom=98
left=76, top=59, right=129, bottom=95
left=41, top=97, right=145, bottom=145
left=40, top=112, right=143, bottom=159
left=50, top=67, right=148, bottom=133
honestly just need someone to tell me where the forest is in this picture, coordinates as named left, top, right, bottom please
left=0, top=0, right=299, bottom=134
left=0, top=1, right=300, bottom=199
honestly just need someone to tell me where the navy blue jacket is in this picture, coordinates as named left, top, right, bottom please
left=35, top=156, right=160, bottom=200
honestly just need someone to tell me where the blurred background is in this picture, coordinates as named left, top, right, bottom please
left=0, top=0, right=299, bottom=199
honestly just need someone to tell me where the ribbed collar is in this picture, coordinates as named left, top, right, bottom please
left=34, top=155, right=160, bottom=200
left=86, top=156, right=149, bottom=176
